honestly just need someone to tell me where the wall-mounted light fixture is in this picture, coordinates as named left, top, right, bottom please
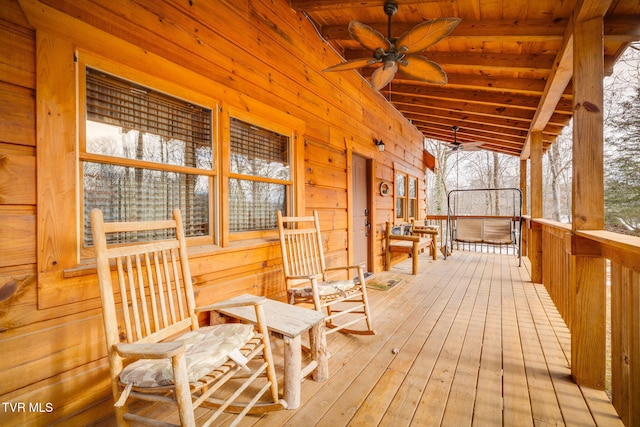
left=374, top=138, right=385, bottom=152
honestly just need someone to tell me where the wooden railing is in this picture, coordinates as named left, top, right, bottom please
left=530, top=218, right=640, bottom=427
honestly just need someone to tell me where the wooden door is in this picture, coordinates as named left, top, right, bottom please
left=352, top=154, right=371, bottom=272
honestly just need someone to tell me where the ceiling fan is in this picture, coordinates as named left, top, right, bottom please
left=445, top=126, right=483, bottom=153
left=323, top=1, right=460, bottom=90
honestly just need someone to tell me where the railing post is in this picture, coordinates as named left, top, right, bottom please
left=529, top=132, right=543, bottom=283
left=570, top=14, right=606, bottom=390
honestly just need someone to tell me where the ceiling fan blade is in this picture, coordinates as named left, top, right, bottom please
left=398, top=55, right=447, bottom=84
left=464, top=141, right=484, bottom=151
left=323, top=57, right=379, bottom=72
left=395, top=18, right=461, bottom=55
left=370, top=62, right=398, bottom=90
left=349, top=21, right=391, bottom=52
left=445, top=141, right=483, bottom=151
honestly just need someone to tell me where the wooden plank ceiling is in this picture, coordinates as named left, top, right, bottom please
left=290, top=0, right=640, bottom=157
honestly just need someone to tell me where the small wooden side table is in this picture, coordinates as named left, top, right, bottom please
left=213, top=294, right=328, bottom=409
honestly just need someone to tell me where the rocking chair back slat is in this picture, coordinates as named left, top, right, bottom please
left=279, top=214, right=326, bottom=281
left=94, top=213, right=198, bottom=345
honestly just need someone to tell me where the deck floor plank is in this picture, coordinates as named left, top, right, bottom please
left=502, top=253, right=534, bottom=427
left=517, top=266, right=597, bottom=426
left=439, top=252, right=492, bottom=426
left=377, top=252, right=479, bottom=427
left=411, top=252, right=487, bottom=426
left=472, top=254, right=506, bottom=427
left=515, top=265, right=568, bottom=426
left=94, top=251, right=623, bottom=427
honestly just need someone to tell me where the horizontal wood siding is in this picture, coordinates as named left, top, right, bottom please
left=0, top=0, right=426, bottom=425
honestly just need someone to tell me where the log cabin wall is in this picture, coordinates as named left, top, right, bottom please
left=0, top=0, right=426, bottom=424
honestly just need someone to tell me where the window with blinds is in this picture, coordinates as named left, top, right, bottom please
left=229, top=117, right=291, bottom=232
left=82, top=68, right=214, bottom=246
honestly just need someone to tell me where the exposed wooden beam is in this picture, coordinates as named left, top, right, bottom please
left=604, top=16, right=640, bottom=42
left=345, top=51, right=556, bottom=73
left=399, top=106, right=531, bottom=131
left=321, top=19, right=567, bottom=42
left=290, top=0, right=438, bottom=12
left=321, top=16, right=637, bottom=43
left=394, top=97, right=572, bottom=128
left=389, top=95, right=535, bottom=122
left=386, top=84, right=573, bottom=113
left=421, top=130, right=523, bottom=155
left=399, top=107, right=565, bottom=137
left=417, top=124, right=525, bottom=147
left=520, top=0, right=615, bottom=159
left=363, top=72, right=564, bottom=96
left=404, top=113, right=559, bottom=144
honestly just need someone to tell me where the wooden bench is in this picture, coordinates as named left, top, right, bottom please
left=385, top=222, right=436, bottom=275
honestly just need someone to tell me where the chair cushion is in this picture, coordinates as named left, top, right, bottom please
left=291, top=279, right=356, bottom=298
left=119, top=323, right=254, bottom=388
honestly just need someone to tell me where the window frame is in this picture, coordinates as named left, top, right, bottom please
left=395, top=171, right=419, bottom=222
left=77, top=60, right=220, bottom=257
left=222, top=107, right=297, bottom=242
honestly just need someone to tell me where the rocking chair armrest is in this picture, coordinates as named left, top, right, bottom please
left=196, top=295, right=266, bottom=312
left=325, top=265, right=364, bottom=273
left=285, top=273, right=323, bottom=281
left=114, top=341, right=185, bottom=359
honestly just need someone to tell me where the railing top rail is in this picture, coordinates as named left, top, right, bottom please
left=576, top=230, right=640, bottom=256
left=531, top=218, right=573, bottom=231
left=427, top=215, right=523, bottom=221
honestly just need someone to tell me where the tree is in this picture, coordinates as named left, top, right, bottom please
left=604, top=85, right=640, bottom=234
left=544, top=129, right=572, bottom=222
left=603, top=45, right=640, bottom=235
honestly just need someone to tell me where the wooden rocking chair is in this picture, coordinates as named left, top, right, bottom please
left=276, top=211, right=374, bottom=336
left=91, top=208, right=285, bottom=427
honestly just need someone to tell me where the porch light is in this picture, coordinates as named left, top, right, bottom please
left=374, top=138, right=385, bottom=152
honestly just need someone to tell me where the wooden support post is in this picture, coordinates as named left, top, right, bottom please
left=529, top=131, right=543, bottom=283
left=520, top=159, right=528, bottom=256
left=520, top=159, right=527, bottom=217
left=571, top=15, right=606, bottom=390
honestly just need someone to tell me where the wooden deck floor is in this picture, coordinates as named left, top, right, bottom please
left=96, top=251, right=624, bottom=426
